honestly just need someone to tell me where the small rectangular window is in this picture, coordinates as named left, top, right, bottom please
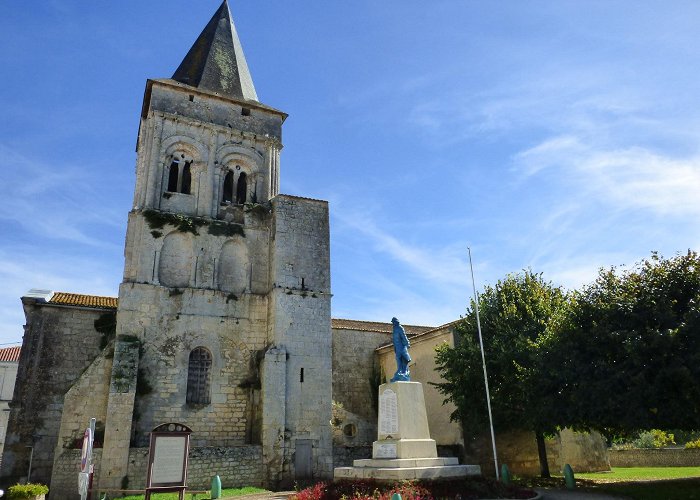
left=300, top=367, right=304, bottom=383
left=241, top=107, right=251, bottom=116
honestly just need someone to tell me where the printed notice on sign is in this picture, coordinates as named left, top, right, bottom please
left=379, top=388, right=399, bottom=435
left=375, top=443, right=397, bottom=459
left=151, top=436, right=187, bottom=484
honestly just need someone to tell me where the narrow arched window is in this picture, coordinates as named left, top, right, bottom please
left=186, top=347, right=212, bottom=405
left=167, top=161, right=179, bottom=192
left=181, top=161, right=192, bottom=195
left=222, top=171, right=234, bottom=203
left=236, top=172, right=247, bottom=204
left=165, top=158, right=193, bottom=195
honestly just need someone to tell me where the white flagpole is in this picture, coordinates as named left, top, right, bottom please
left=468, top=246, right=499, bottom=480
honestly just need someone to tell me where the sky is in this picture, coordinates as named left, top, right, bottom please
left=1, top=1, right=699, bottom=345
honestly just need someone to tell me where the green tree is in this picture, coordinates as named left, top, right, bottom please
left=551, top=250, right=700, bottom=435
left=435, top=270, right=568, bottom=477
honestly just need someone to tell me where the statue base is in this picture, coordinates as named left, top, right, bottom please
left=333, top=382, right=481, bottom=481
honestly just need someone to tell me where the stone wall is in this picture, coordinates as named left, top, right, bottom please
left=116, top=284, right=270, bottom=448
left=50, top=449, right=103, bottom=500
left=333, top=445, right=373, bottom=468
left=267, top=195, right=333, bottom=484
left=1, top=301, right=109, bottom=485
left=609, top=448, right=700, bottom=467
left=466, top=429, right=610, bottom=477
left=559, top=429, right=610, bottom=473
left=50, top=446, right=264, bottom=499
left=54, top=349, right=113, bottom=454
left=332, top=328, right=387, bottom=421
left=466, top=430, right=560, bottom=477
left=0, top=359, right=18, bottom=460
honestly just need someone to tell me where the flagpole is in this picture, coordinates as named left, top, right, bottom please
left=468, top=246, right=499, bottom=480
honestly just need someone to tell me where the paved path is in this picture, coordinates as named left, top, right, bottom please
left=536, top=488, right=630, bottom=500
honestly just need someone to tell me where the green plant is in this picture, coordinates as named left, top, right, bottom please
left=7, top=483, right=49, bottom=499
left=142, top=209, right=206, bottom=235
left=633, top=429, right=675, bottom=448
left=208, top=220, right=245, bottom=237
left=117, top=334, right=140, bottom=344
left=685, top=438, right=700, bottom=449
left=94, top=312, right=117, bottom=350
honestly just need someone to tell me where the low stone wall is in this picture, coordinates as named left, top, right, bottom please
left=610, top=448, right=700, bottom=467
left=50, top=445, right=264, bottom=499
left=333, top=445, right=372, bottom=467
left=50, top=449, right=104, bottom=500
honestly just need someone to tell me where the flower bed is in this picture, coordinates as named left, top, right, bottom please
left=292, top=478, right=537, bottom=500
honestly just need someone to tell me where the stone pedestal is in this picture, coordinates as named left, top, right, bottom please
left=334, top=381, right=481, bottom=481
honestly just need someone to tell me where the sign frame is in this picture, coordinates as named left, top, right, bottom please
left=145, top=423, right=192, bottom=500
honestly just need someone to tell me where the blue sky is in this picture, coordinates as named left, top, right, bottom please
left=1, top=1, right=699, bottom=344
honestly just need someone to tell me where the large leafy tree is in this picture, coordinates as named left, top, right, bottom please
left=551, top=250, right=700, bottom=435
left=435, top=270, right=568, bottom=477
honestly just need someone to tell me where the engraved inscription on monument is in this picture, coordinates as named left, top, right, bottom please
left=379, top=388, right=399, bottom=435
left=375, top=443, right=398, bottom=459
left=151, top=436, right=187, bottom=484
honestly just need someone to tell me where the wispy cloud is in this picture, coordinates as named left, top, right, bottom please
left=0, top=247, right=120, bottom=343
left=514, top=137, right=700, bottom=217
left=333, top=205, right=469, bottom=288
left=0, top=144, right=123, bottom=246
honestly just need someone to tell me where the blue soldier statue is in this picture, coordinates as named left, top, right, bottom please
left=390, top=317, right=411, bottom=382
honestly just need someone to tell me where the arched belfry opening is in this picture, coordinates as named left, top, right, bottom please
left=236, top=172, right=247, bottom=204
left=223, top=170, right=234, bottom=203
left=166, top=158, right=192, bottom=194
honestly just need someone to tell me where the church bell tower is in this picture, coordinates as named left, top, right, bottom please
left=100, top=1, right=333, bottom=489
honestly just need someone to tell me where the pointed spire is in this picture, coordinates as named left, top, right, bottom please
left=172, top=0, right=258, bottom=101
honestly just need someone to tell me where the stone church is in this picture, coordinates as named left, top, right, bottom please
left=1, top=2, right=609, bottom=497
left=0, top=2, right=426, bottom=496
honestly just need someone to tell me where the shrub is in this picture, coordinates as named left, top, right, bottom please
left=8, top=483, right=49, bottom=499
left=685, top=438, right=700, bottom=449
left=632, top=429, right=675, bottom=449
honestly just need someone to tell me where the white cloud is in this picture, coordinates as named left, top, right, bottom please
left=0, top=247, right=120, bottom=344
left=514, top=136, right=700, bottom=217
left=0, top=144, right=124, bottom=247
left=332, top=207, right=469, bottom=288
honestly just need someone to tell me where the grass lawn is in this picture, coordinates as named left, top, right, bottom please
left=115, top=486, right=269, bottom=500
left=517, top=467, right=700, bottom=500
left=562, top=467, right=700, bottom=500
left=578, top=466, right=700, bottom=482
left=590, top=478, right=700, bottom=500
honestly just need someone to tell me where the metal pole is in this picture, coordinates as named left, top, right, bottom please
left=468, top=247, right=499, bottom=480
left=88, top=418, right=96, bottom=500
left=26, top=446, right=33, bottom=483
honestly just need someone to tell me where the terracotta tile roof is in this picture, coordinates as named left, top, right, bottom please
left=374, top=319, right=463, bottom=351
left=48, top=292, right=118, bottom=309
left=0, top=346, right=21, bottom=362
left=331, top=318, right=434, bottom=336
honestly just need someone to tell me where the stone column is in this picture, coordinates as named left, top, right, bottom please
left=99, top=337, right=140, bottom=491
left=261, top=347, right=286, bottom=488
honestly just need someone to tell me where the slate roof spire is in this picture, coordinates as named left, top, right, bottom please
left=172, top=0, right=258, bottom=102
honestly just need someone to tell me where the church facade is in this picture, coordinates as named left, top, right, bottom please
left=2, top=2, right=341, bottom=494
left=1, top=3, right=610, bottom=497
